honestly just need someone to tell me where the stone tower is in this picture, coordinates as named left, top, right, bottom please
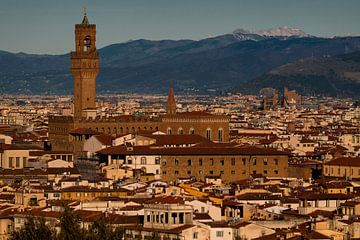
left=71, top=13, right=99, bottom=119
left=166, top=84, right=176, bottom=115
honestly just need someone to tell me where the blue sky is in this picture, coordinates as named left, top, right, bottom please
left=1, top=0, right=359, bottom=54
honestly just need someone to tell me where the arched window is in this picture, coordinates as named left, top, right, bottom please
left=167, top=128, right=172, bottom=135
left=84, top=36, right=91, bottom=52
left=206, top=128, right=211, bottom=140
left=189, top=128, right=195, bottom=134
left=218, top=128, right=223, bottom=142
left=178, top=128, right=184, bottom=135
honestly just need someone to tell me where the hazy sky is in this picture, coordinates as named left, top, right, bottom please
left=1, top=0, right=360, bottom=54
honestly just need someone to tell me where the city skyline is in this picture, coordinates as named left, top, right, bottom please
left=1, top=0, right=360, bottom=54
left=0, top=1, right=360, bottom=238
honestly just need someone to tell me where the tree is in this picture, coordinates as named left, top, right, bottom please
left=11, top=207, right=126, bottom=240
left=58, top=206, right=84, bottom=240
left=87, top=216, right=124, bottom=240
left=11, top=217, right=56, bottom=240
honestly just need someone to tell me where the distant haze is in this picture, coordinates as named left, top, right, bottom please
left=0, top=0, right=360, bottom=54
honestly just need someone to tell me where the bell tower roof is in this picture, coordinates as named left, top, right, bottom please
left=82, top=15, right=90, bottom=25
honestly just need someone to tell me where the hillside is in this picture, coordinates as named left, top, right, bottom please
left=240, top=51, right=360, bottom=98
left=1, top=31, right=360, bottom=95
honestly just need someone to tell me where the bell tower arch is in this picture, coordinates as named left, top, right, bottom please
left=71, top=12, right=99, bottom=119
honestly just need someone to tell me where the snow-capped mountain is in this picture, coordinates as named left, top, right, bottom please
left=232, top=29, right=267, bottom=41
left=232, top=27, right=311, bottom=41
left=255, top=26, right=310, bottom=37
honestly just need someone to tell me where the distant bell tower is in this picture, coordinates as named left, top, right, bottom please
left=166, top=84, right=177, bottom=115
left=71, top=11, right=99, bottom=119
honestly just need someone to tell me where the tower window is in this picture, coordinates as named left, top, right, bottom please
left=178, top=128, right=184, bottom=135
left=189, top=128, right=195, bottom=134
left=206, top=128, right=211, bottom=140
left=218, top=128, right=223, bottom=142
left=84, top=36, right=91, bottom=52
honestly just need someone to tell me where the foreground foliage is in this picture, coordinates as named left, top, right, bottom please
left=11, top=206, right=125, bottom=240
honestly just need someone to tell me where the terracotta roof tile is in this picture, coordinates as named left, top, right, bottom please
left=94, top=134, right=114, bottom=145
left=145, top=196, right=184, bottom=205
left=325, top=157, right=360, bottom=167
left=98, top=145, right=289, bottom=156
left=69, top=128, right=99, bottom=135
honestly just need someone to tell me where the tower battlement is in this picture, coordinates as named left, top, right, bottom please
left=75, top=24, right=96, bottom=29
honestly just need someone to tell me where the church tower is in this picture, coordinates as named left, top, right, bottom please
left=166, top=84, right=177, bottom=115
left=71, top=12, right=99, bottom=119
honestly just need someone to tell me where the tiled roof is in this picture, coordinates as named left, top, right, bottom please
left=321, top=181, right=352, bottom=189
left=145, top=196, right=184, bottom=205
left=0, top=143, right=43, bottom=151
left=0, top=167, right=80, bottom=177
left=61, top=186, right=129, bottom=193
left=137, top=134, right=208, bottom=146
left=236, top=193, right=280, bottom=201
left=119, top=205, right=143, bottom=211
left=69, top=128, right=99, bottom=135
left=169, top=112, right=214, bottom=117
left=97, top=144, right=289, bottom=156
left=307, top=210, right=335, bottom=218
left=94, top=134, right=114, bottom=145
left=193, top=212, right=212, bottom=220
left=340, top=201, right=360, bottom=207
left=324, top=157, right=360, bottom=167
left=298, top=193, right=353, bottom=200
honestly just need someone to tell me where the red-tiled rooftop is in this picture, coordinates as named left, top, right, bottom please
left=97, top=144, right=289, bottom=156
left=307, top=210, right=335, bottom=218
left=61, top=186, right=129, bottom=192
left=298, top=192, right=353, bottom=200
left=0, top=143, right=43, bottom=151
left=94, top=134, right=114, bottom=145
left=170, top=111, right=214, bottom=117
left=325, top=157, right=360, bottom=167
left=137, top=134, right=208, bottom=146
left=145, top=196, right=184, bottom=205
left=69, top=128, right=99, bottom=135
left=0, top=167, right=80, bottom=176
left=340, top=201, right=360, bottom=207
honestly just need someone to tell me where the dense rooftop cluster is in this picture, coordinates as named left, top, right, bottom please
left=0, top=93, right=359, bottom=239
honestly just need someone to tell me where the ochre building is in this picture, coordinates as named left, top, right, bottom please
left=97, top=145, right=289, bottom=183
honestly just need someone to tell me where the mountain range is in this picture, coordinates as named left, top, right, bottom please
left=1, top=27, right=360, bottom=97
left=241, top=51, right=360, bottom=97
